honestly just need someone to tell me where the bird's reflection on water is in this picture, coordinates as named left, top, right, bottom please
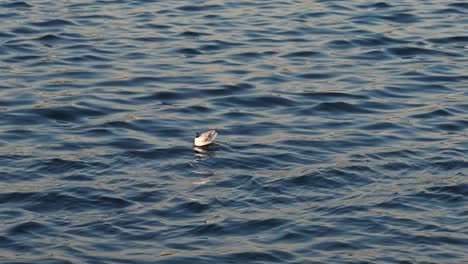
left=193, top=145, right=216, bottom=161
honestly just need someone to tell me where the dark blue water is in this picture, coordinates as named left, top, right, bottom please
left=1, top=1, right=467, bottom=263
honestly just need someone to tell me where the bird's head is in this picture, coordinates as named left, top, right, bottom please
left=194, top=132, right=200, bottom=138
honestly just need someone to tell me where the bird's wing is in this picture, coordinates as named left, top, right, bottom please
left=202, top=131, right=212, bottom=141
left=202, top=129, right=217, bottom=141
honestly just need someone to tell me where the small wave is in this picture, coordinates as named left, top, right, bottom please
left=138, top=91, right=185, bottom=101
left=224, top=218, right=290, bottom=236
left=179, top=31, right=210, bottom=37
left=432, top=160, right=468, bottom=171
left=433, top=7, right=466, bottom=14
left=411, top=75, right=467, bottom=83
left=169, top=104, right=213, bottom=115
left=436, top=121, right=467, bottom=132
left=35, top=34, right=75, bottom=44
left=410, top=188, right=465, bottom=204
left=387, top=47, right=458, bottom=57
left=448, top=3, right=468, bottom=9
left=4, top=55, right=42, bottom=63
left=151, top=200, right=210, bottom=219
left=281, top=51, right=321, bottom=58
left=31, top=157, right=107, bottom=175
left=30, top=19, right=76, bottom=27
left=198, top=44, right=224, bottom=51
left=97, top=76, right=211, bottom=87
left=427, top=184, right=468, bottom=197
left=11, top=26, right=39, bottom=34
left=284, top=174, right=342, bottom=189
left=0, top=32, right=14, bottom=39
left=196, top=83, right=254, bottom=97
left=1, top=190, right=132, bottom=213
left=361, top=122, right=402, bottom=131
left=226, top=122, right=286, bottom=137
left=127, top=190, right=167, bottom=203
left=221, top=111, right=260, bottom=120
left=358, top=2, right=392, bottom=9
left=299, top=91, right=369, bottom=100
left=229, top=51, right=277, bottom=62
left=65, top=54, right=110, bottom=62
left=107, top=137, right=150, bottom=150
left=140, top=23, right=171, bottom=29
left=213, top=95, right=296, bottom=108
left=215, top=250, right=292, bottom=263
left=247, top=75, right=288, bottom=84
left=313, top=101, right=375, bottom=114
left=351, top=50, right=393, bottom=60
left=411, top=109, right=453, bottom=119
left=7, top=221, right=54, bottom=237
left=4, top=43, right=39, bottom=53
left=381, top=13, right=420, bottom=23
left=376, top=198, right=425, bottom=212
left=314, top=241, right=362, bottom=251
left=352, top=35, right=409, bottom=47
left=176, top=48, right=203, bottom=56
left=122, top=146, right=189, bottom=160
left=427, top=36, right=468, bottom=44
left=72, top=14, right=118, bottom=20
left=33, top=105, right=107, bottom=122
left=298, top=72, right=337, bottom=79
left=1, top=1, right=32, bottom=8
left=177, top=4, right=222, bottom=12
left=134, top=36, right=171, bottom=42
left=326, top=39, right=354, bottom=49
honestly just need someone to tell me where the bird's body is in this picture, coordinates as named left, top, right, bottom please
left=194, top=129, right=218, bottom=147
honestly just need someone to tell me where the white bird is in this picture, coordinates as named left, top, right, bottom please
left=194, top=128, right=218, bottom=147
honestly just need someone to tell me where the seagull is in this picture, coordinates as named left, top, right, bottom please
left=194, top=128, right=218, bottom=147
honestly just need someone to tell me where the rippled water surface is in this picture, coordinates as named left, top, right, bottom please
left=1, top=0, right=467, bottom=263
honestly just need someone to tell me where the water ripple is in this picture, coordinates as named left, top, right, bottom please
left=0, top=0, right=467, bottom=263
